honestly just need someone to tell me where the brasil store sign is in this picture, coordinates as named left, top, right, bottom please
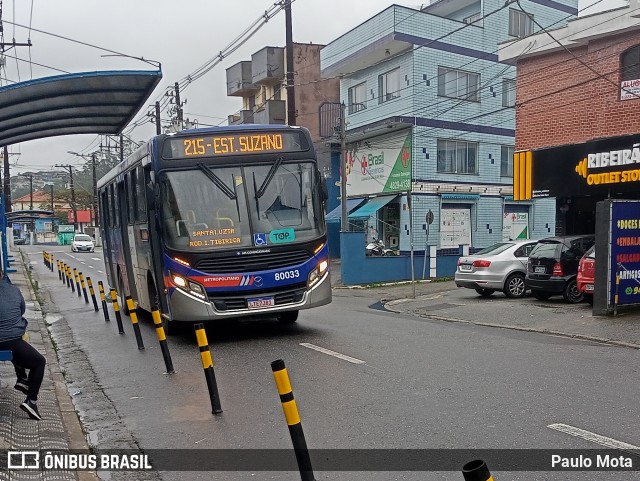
left=345, top=130, right=412, bottom=196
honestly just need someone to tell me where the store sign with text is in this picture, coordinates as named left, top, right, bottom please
left=502, top=212, right=529, bottom=241
left=345, top=130, right=412, bottom=196
left=515, top=133, right=640, bottom=199
left=620, top=79, right=640, bottom=101
left=609, top=201, right=640, bottom=307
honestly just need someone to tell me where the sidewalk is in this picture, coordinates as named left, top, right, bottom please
left=1, top=248, right=97, bottom=481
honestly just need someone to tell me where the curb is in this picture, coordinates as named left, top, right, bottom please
left=384, top=298, right=640, bottom=350
left=19, top=250, right=101, bottom=481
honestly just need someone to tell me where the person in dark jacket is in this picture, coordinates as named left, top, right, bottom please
left=0, top=268, right=45, bottom=420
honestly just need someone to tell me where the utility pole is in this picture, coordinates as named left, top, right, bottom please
left=2, top=146, right=10, bottom=213
left=19, top=173, right=34, bottom=209
left=285, top=0, right=296, bottom=126
left=92, top=153, right=97, bottom=226
left=174, top=82, right=183, bottom=130
left=155, top=101, right=161, bottom=135
left=340, top=102, right=348, bottom=233
left=55, top=164, right=77, bottom=232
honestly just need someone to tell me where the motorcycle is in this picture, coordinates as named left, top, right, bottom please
left=365, top=238, right=393, bottom=256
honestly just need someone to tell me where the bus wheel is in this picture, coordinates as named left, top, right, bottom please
left=278, top=310, right=299, bottom=324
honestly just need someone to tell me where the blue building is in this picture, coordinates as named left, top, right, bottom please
left=321, top=0, right=577, bottom=268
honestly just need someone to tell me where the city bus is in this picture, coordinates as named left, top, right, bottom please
left=97, top=125, right=331, bottom=331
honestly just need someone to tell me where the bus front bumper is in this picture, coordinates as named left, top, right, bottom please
left=167, top=272, right=332, bottom=321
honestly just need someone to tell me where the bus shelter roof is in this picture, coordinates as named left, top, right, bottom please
left=0, top=70, right=162, bottom=146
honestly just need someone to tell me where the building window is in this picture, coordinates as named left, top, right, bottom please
left=438, top=67, right=479, bottom=102
left=378, top=68, right=400, bottom=103
left=437, top=139, right=478, bottom=174
left=348, top=82, right=367, bottom=113
left=509, top=9, right=533, bottom=38
left=501, top=146, right=515, bottom=177
left=502, top=79, right=516, bottom=107
left=621, top=45, right=640, bottom=81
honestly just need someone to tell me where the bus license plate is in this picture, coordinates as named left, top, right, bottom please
left=247, top=297, right=275, bottom=309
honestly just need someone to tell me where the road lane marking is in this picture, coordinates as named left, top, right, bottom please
left=548, top=423, right=640, bottom=451
left=299, top=343, right=365, bottom=364
left=98, top=270, right=103, bottom=274
left=88, top=265, right=94, bottom=269
left=91, top=258, right=101, bottom=261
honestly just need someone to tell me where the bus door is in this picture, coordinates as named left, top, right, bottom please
left=101, top=187, right=117, bottom=287
left=117, top=178, right=138, bottom=301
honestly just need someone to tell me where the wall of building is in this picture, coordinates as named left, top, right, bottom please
left=293, top=44, right=340, bottom=141
left=516, top=31, right=640, bottom=150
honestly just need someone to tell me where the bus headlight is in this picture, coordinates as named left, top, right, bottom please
left=169, top=271, right=207, bottom=300
left=307, top=259, right=329, bottom=287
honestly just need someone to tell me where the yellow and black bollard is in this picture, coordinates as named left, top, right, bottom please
left=98, top=281, right=110, bottom=322
left=64, top=264, right=70, bottom=287
left=462, top=459, right=494, bottom=481
left=60, top=262, right=66, bottom=284
left=57, top=260, right=62, bottom=281
left=49, top=253, right=54, bottom=272
left=125, top=297, right=145, bottom=350
left=79, top=272, right=90, bottom=304
left=271, top=359, right=315, bottom=481
left=151, top=308, right=174, bottom=374
left=68, top=266, right=75, bottom=292
left=110, top=289, right=125, bottom=334
left=86, top=277, right=100, bottom=312
left=73, top=268, right=81, bottom=296
left=194, top=323, right=222, bottom=414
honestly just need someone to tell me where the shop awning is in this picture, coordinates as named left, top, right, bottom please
left=348, top=195, right=397, bottom=220
left=325, top=198, right=366, bottom=223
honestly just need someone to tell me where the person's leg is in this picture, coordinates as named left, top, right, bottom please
left=9, top=339, right=45, bottom=401
left=12, top=361, right=29, bottom=394
left=13, top=362, right=27, bottom=380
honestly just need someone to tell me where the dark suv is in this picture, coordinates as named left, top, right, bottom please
left=526, top=235, right=595, bottom=303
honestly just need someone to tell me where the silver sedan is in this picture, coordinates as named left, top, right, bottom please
left=454, top=239, right=538, bottom=298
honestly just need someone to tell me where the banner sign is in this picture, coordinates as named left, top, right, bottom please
left=609, top=201, right=640, bottom=307
left=345, top=130, right=412, bottom=196
left=515, top=133, right=640, bottom=199
left=440, top=208, right=471, bottom=248
left=503, top=212, right=529, bottom=241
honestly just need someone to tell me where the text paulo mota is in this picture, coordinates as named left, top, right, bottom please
left=97, top=125, right=331, bottom=331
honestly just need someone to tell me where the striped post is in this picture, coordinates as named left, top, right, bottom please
left=73, top=268, right=81, bottom=296
left=57, top=260, right=62, bottom=280
left=98, top=281, right=110, bottom=322
left=61, top=262, right=67, bottom=284
left=110, top=289, right=125, bottom=334
left=68, top=266, right=75, bottom=292
left=64, top=264, right=70, bottom=287
left=86, top=277, right=100, bottom=312
left=462, top=459, right=494, bottom=481
left=125, top=297, right=145, bottom=350
left=271, top=359, right=315, bottom=481
left=194, top=323, right=222, bottom=414
left=49, top=253, right=54, bottom=272
left=151, top=307, right=174, bottom=374
left=79, top=272, right=90, bottom=304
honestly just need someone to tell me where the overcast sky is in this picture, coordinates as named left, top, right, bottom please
left=1, top=0, right=627, bottom=177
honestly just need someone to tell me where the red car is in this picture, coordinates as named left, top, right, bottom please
left=577, top=245, right=595, bottom=305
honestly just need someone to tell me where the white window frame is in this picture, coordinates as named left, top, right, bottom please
left=463, top=11, right=482, bottom=25
left=501, top=145, right=515, bottom=177
left=502, top=79, right=516, bottom=107
left=348, top=82, right=367, bottom=114
left=509, top=8, right=533, bottom=38
left=378, top=68, right=400, bottom=104
left=438, top=67, right=480, bottom=102
left=437, top=139, right=478, bottom=174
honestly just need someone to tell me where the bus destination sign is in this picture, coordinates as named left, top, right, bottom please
left=164, top=131, right=308, bottom=159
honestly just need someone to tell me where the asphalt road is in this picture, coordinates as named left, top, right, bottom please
left=22, top=245, right=640, bottom=481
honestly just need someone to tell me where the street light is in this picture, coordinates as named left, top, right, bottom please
left=67, top=151, right=98, bottom=227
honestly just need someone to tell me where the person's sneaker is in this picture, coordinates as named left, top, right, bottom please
left=14, top=378, right=28, bottom=395
left=19, top=400, right=41, bottom=420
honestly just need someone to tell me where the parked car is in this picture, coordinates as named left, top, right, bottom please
left=526, top=234, right=595, bottom=303
left=13, top=235, right=26, bottom=245
left=577, top=245, right=595, bottom=305
left=455, top=239, right=538, bottom=298
left=71, top=234, right=95, bottom=253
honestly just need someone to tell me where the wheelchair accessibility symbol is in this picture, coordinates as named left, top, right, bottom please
left=253, top=233, right=268, bottom=246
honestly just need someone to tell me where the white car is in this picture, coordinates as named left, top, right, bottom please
left=71, top=234, right=95, bottom=253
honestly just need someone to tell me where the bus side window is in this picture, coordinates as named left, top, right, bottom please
left=136, top=165, right=146, bottom=221
left=101, top=191, right=110, bottom=227
left=128, top=170, right=137, bottom=225
left=112, top=184, right=119, bottom=228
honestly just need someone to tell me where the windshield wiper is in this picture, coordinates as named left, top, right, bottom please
left=196, top=163, right=236, bottom=200
left=255, top=156, right=283, bottom=200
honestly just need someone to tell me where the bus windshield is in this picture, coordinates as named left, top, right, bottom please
left=160, top=161, right=324, bottom=251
